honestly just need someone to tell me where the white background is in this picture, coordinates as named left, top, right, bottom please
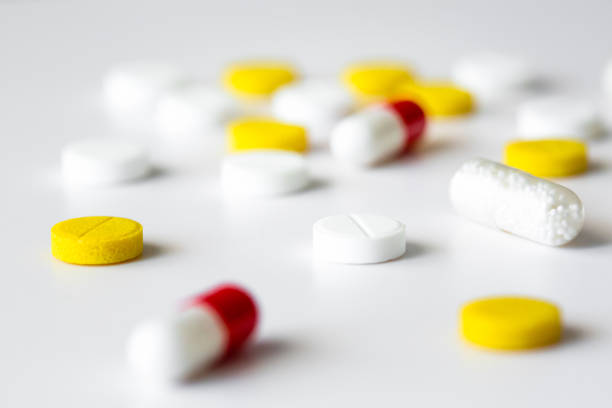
left=1, top=0, right=612, bottom=406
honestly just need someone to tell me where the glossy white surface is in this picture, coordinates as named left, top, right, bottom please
left=2, top=1, right=612, bottom=407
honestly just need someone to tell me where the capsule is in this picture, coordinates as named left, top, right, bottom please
left=449, top=158, right=584, bottom=246
left=127, top=284, right=258, bottom=382
left=330, top=100, right=426, bottom=166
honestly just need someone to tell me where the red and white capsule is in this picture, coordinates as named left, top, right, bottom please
left=127, top=284, right=258, bottom=382
left=330, top=100, right=426, bottom=166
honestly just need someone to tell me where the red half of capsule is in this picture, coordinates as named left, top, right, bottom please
left=386, top=100, right=426, bottom=154
left=187, top=284, right=258, bottom=358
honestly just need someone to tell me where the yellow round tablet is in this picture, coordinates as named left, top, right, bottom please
left=343, top=61, right=414, bottom=100
left=460, top=296, right=562, bottom=351
left=51, top=216, right=143, bottom=265
left=504, top=139, right=588, bottom=177
left=223, top=61, right=297, bottom=99
left=393, top=81, right=474, bottom=117
left=227, top=118, right=308, bottom=153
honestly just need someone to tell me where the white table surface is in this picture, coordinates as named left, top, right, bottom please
left=1, top=0, right=612, bottom=406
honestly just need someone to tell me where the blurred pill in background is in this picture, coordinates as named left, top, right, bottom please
left=393, top=81, right=474, bottom=117
left=221, top=150, right=310, bottom=197
left=516, top=97, right=603, bottom=140
left=156, top=83, right=241, bottom=135
left=504, top=139, right=588, bottom=178
left=62, top=139, right=150, bottom=186
left=271, top=80, right=354, bottom=146
left=452, top=52, right=536, bottom=106
left=223, top=60, right=297, bottom=100
left=342, top=61, right=414, bottom=103
left=227, top=118, right=308, bottom=153
left=330, top=100, right=426, bottom=166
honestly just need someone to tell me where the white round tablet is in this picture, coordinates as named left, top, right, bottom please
left=221, top=150, right=310, bottom=197
left=516, top=97, right=602, bottom=140
left=62, top=139, right=150, bottom=186
left=104, top=62, right=189, bottom=113
left=313, top=214, right=406, bottom=264
left=156, top=83, right=240, bottom=134
left=271, top=80, right=354, bottom=145
left=452, top=52, right=535, bottom=104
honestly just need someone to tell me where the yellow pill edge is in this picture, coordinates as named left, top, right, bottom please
left=51, top=216, right=143, bottom=265
left=342, top=61, right=414, bottom=99
left=393, top=81, right=474, bottom=117
left=504, top=139, right=588, bottom=178
left=460, top=296, right=563, bottom=351
left=222, top=61, right=297, bottom=98
left=227, top=118, right=308, bottom=153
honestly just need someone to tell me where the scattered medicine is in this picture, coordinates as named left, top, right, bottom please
left=330, top=100, right=426, bottom=166
left=127, top=284, right=258, bottom=382
left=223, top=61, right=297, bottom=99
left=51, top=216, right=143, bottom=265
left=228, top=118, right=308, bottom=153
left=393, top=81, right=474, bottom=117
left=313, top=214, right=406, bottom=264
left=449, top=158, right=584, bottom=246
left=461, top=296, right=562, bottom=350
left=342, top=61, right=414, bottom=101
left=504, top=139, right=588, bottom=178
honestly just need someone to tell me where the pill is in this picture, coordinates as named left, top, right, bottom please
left=223, top=61, right=297, bottom=99
left=61, top=139, right=150, bottom=186
left=449, top=158, right=584, bottom=246
left=227, top=118, right=308, bottom=153
left=126, top=284, right=258, bottom=382
left=104, top=62, right=190, bottom=113
left=461, top=296, right=562, bottom=350
left=51, top=216, right=143, bottom=265
left=342, top=61, right=414, bottom=101
left=504, top=139, right=588, bottom=178
left=222, top=150, right=310, bottom=197
left=330, top=100, right=426, bottom=166
left=393, top=81, right=474, bottom=117
left=516, top=97, right=602, bottom=140
left=271, top=80, right=354, bottom=145
left=451, top=53, right=535, bottom=104
left=313, top=214, right=406, bottom=264
left=156, top=83, right=241, bottom=134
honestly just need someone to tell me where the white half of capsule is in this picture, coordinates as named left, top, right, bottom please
left=61, top=139, right=150, bottom=186
left=330, top=106, right=405, bottom=166
left=271, top=80, right=354, bottom=145
left=126, top=306, right=227, bottom=383
left=516, top=97, right=602, bottom=140
left=221, top=150, right=310, bottom=197
left=104, top=62, right=190, bottom=114
left=313, top=214, right=406, bottom=264
left=156, top=83, right=241, bottom=134
left=449, top=158, right=585, bottom=246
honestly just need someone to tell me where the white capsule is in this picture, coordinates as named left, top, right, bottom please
left=330, top=101, right=426, bottom=166
left=452, top=52, right=535, bottom=105
left=61, top=139, right=150, bottom=186
left=126, top=285, right=258, bottom=383
left=517, top=97, right=602, bottom=140
left=156, top=84, right=241, bottom=134
left=449, top=158, right=584, bottom=246
left=104, top=62, right=190, bottom=114
left=221, top=150, right=310, bottom=197
left=271, top=80, right=354, bottom=145
left=313, top=214, right=406, bottom=264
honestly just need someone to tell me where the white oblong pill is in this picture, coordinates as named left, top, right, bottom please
left=517, top=97, right=602, bottom=140
left=449, top=158, right=584, bottom=246
left=104, top=62, right=189, bottom=113
left=61, top=139, right=150, bottom=186
left=126, top=307, right=226, bottom=382
left=330, top=105, right=405, bottom=166
left=313, top=214, right=406, bottom=264
left=156, top=83, right=241, bottom=134
left=451, top=52, right=535, bottom=105
left=271, top=80, right=354, bottom=145
left=221, top=150, right=310, bottom=197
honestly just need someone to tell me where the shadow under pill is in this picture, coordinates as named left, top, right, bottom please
left=565, top=228, right=611, bottom=250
